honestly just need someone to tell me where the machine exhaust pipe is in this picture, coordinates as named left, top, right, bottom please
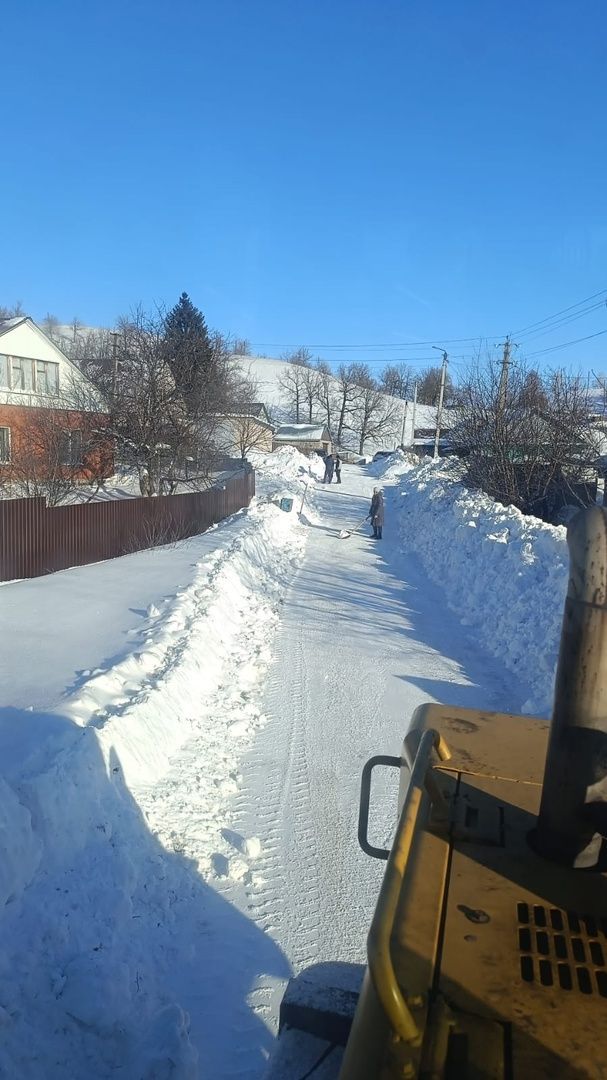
left=534, top=505, right=607, bottom=868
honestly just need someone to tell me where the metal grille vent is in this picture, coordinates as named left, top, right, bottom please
left=517, top=902, right=607, bottom=996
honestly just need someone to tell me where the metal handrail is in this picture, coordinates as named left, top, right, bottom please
left=366, top=728, right=449, bottom=1046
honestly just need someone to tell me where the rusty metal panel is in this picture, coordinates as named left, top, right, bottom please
left=0, top=471, right=255, bottom=581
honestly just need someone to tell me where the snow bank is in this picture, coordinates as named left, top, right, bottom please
left=367, top=448, right=417, bottom=482
left=249, top=445, right=324, bottom=524
left=0, top=452, right=314, bottom=1078
left=249, top=444, right=325, bottom=486
left=390, top=458, right=568, bottom=716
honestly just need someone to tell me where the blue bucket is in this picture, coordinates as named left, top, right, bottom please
left=279, top=497, right=294, bottom=513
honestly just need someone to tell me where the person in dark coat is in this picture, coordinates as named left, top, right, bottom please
left=368, top=487, right=385, bottom=539
left=334, top=454, right=342, bottom=484
left=323, top=452, right=334, bottom=484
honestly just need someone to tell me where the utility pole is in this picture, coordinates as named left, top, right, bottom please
left=400, top=400, right=409, bottom=448
left=497, top=335, right=513, bottom=415
left=432, top=348, right=448, bottom=460
left=110, top=332, right=120, bottom=398
left=411, top=381, right=417, bottom=447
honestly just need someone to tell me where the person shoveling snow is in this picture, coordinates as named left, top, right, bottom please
left=338, top=515, right=370, bottom=540
left=369, top=487, right=384, bottom=539
left=339, top=487, right=385, bottom=539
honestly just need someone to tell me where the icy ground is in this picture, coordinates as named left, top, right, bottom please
left=0, top=448, right=566, bottom=1078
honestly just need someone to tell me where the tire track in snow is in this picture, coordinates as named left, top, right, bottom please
left=233, top=602, right=325, bottom=1029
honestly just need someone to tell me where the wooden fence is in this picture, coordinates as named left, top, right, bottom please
left=0, top=470, right=255, bottom=582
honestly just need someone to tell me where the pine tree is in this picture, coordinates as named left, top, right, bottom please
left=163, top=292, right=213, bottom=400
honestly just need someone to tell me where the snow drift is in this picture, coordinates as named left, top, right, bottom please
left=383, top=456, right=569, bottom=716
left=0, top=448, right=319, bottom=1079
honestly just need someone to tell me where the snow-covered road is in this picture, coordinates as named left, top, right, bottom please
left=214, top=464, right=524, bottom=1076
left=2, top=452, right=549, bottom=1079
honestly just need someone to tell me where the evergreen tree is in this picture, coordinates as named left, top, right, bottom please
left=163, top=292, right=213, bottom=400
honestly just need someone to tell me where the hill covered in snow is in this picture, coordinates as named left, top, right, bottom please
left=233, top=353, right=438, bottom=453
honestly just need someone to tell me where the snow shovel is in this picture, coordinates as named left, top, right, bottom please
left=339, top=515, right=369, bottom=539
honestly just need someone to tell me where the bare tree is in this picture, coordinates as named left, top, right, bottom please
left=334, top=362, right=363, bottom=446
left=418, top=365, right=455, bottom=406
left=300, top=363, right=322, bottom=423
left=453, top=358, right=599, bottom=518
left=347, top=364, right=400, bottom=453
left=42, top=313, right=61, bottom=338
left=518, top=369, right=549, bottom=411
left=67, top=327, right=116, bottom=369
left=232, top=338, right=252, bottom=356
left=227, top=412, right=272, bottom=460
left=280, top=347, right=313, bottom=366
left=76, top=306, right=250, bottom=495
left=314, top=359, right=336, bottom=436
left=277, top=350, right=313, bottom=422
left=380, top=362, right=416, bottom=400
left=0, top=403, right=111, bottom=506
left=0, top=301, right=25, bottom=319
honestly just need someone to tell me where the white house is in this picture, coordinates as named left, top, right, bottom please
left=0, top=317, right=111, bottom=480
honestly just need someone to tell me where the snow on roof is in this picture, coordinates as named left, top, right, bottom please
left=229, top=402, right=270, bottom=420
left=274, top=423, right=329, bottom=441
left=0, top=317, right=28, bottom=336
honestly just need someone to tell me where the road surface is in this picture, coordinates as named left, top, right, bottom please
left=215, top=463, right=521, bottom=1076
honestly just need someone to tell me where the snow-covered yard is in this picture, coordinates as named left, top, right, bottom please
left=0, top=447, right=567, bottom=1077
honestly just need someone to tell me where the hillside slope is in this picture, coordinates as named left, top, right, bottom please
left=234, top=353, right=438, bottom=452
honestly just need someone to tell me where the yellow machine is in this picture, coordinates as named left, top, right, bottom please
left=270, top=507, right=607, bottom=1079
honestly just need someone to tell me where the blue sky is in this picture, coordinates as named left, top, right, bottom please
left=2, top=0, right=607, bottom=376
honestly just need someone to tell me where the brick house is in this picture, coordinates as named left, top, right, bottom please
left=0, top=317, right=113, bottom=495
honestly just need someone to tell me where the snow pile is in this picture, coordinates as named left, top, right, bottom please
left=391, top=458, right=568, bottom=716
left=367, top=448, right=417, bottom=482
left=0, top=460, right=312, bottom=1079
left=249, top=444, right=325, bottom=487
left=248, top=445, right=324, bottom=525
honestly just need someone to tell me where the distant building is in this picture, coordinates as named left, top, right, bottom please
left=216, top=403, right=274, bottom=457
left=0, top=317, right=113, bottom=488
left=412, top=426, right=453, bottom=457
left=273, top=423, right=332, bottom=457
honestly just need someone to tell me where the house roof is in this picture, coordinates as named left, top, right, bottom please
left=223, top=411, right=274, bottom=431
left=0, top=317, right=28, bottom=337
left=229, top=402, right=270, bottom=420
left=274, top=423, right=330, bottom=442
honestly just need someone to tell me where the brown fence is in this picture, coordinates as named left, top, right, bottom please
left=0, top=470, right=255, bottom=582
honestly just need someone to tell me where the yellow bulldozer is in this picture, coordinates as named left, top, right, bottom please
left=267, top=506, right=607, bottom=1078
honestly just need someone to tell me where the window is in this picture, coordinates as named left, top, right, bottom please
left=10, top=355, right=34, bottom=391
left=35, top=360, right=59, bottom=396
left=0, top=427, right=10, bottom=463
left=59, top=430, right=83, bottom=467
left=0, top=355, right=61, bottom=394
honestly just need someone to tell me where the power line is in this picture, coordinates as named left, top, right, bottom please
left=517, top=299, right=607, bottom=344
left=250, top=335, right=492, bottom=350
left=513, top=288, right=607, bottom=337
left=524, top=328, right=607, bottom=359
left=261, top=354, right=471, bottom=368
left=250, top=287, right=607, bottom=364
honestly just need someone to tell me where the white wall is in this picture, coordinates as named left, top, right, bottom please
left=0, top=321, right=100, bottom=410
